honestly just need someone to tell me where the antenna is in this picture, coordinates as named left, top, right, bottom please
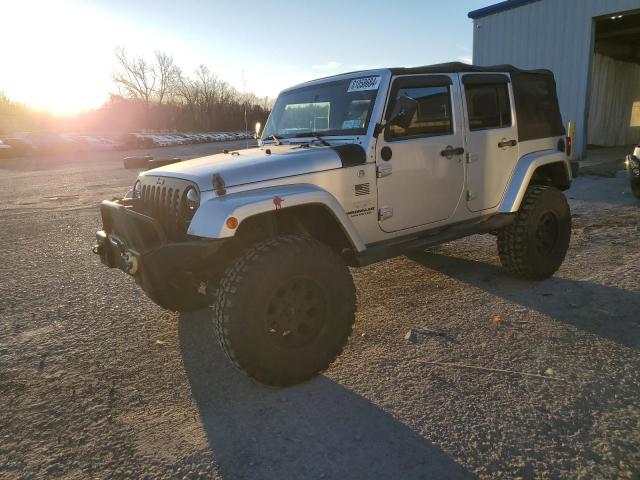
left=242, top=70, right=248, bottom=150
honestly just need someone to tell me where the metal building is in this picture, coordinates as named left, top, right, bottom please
left=469, top=0, right=640, bottom=160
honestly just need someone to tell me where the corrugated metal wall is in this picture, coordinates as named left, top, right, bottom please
left=472, top=0, right=640, bottom=158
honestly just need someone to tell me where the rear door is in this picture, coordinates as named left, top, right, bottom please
left=460, top=74, right=518, bottom=212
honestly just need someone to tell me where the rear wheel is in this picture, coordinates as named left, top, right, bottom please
left=213, top=235, right=356, bottom=386
left=497, top=185, right=571, bottom=280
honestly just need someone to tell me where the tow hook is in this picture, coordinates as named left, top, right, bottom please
left=107, top=236, right=138, bottom=275
left=92, top=244, right=102, bottom=255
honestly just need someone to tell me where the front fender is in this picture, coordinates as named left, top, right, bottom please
left=499, top=150, right=571, bottom=213
left=187, top=183, right=366, bottom=252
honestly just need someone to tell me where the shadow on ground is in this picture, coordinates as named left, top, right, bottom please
left=407, top=251, right=640, bottom=349
left=178, top=310, right=475, bottom=480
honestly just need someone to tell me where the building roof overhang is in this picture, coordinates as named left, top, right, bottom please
left=468, top=0, right=543, bottom=20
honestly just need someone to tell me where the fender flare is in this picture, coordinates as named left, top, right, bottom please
left=499, top=150, right=571, bottom=213
left=187, top=183, right=367, bottom=252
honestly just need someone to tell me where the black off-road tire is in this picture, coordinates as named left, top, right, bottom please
left=144, top=285, right=209, bottom=312
left=497, top=185, right=571, bottom=280
left=631, top=180, right=640, bottom=199
left=213, top=235, right=356, bottom=386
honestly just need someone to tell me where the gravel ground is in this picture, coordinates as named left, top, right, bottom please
left=1, top=145, right=639, bottom=479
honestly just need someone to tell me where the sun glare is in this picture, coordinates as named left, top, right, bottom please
left=0, top=0, right=115, bottom=115
left=0, top=1, right=336, bottom=118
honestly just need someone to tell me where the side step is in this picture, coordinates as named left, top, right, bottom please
left=353, top=213, right=515, bottom=267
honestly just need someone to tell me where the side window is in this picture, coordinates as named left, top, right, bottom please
left=387, top=85, right=453, bottom=140
left=465, top=83, right=512, bottom=130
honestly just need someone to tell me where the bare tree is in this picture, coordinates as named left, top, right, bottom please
left=193, top=65, right=220, bottom=130
left=174, top=68, right=200, bottom=128
left=113, top=47, right=156, bottom=106
left=109, top=49, right=270, bottom=133
left=154, top=51, right=178, bottom=105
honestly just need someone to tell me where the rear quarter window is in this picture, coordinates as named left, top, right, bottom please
left=512, top=73, right=565, bottom=141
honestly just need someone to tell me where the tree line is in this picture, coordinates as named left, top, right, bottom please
left=0, top=92, right=58, bottom=135
left=0, top=49, right=272, bottom=135
left=109, top=48, right=271, bottom=133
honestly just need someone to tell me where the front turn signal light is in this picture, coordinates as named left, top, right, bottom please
left=226, top=217, right=239, bottom=230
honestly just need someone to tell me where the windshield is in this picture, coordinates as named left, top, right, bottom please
left=262, top=76, right=381, bottom=140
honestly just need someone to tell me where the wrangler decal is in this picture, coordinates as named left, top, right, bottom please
left=346, top=206, right=375, bottom=218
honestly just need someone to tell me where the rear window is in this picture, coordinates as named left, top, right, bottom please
left=465, top=83, right=512, bottom=131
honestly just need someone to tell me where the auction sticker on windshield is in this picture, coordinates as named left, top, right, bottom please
left=347, top=76, right=381, bottom=92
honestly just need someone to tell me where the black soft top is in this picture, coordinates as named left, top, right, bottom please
left=389, top=62, right=565, bottom=142
left=389, top=61, right=552, bottom=76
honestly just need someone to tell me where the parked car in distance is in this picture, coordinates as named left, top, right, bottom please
left=2, top=136, right=35, bottom=156
left=122, top=133, right=156, bottom=149
left=0, top=139, right=13, bottom=157
left=83, top=136, right=119, bottom=150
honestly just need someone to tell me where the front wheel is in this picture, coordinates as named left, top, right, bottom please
left=497, top=185, right=571, bottom=280
left=213, top=235, right=356, bottom=386
left=631, top=179, right=640, bottom=199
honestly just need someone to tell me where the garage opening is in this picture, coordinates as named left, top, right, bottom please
left=586, top=10, right=640, bottom=162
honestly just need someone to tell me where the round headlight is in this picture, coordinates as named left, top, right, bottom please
left=185, top=187, right=200, bottom=211
left=133, top=180, right=142, bottom=198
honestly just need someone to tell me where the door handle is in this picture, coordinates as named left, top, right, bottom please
left=498, top=139, right=517, bottom=148
left=440, top=147, right=465, bottom=157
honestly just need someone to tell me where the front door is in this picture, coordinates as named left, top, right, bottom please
left=460, top=73, right=519, bottom=212
left=375, top=74, right=465, bottom=233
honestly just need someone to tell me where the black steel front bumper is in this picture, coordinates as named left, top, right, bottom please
left=95, top=200, right=222, bottom=294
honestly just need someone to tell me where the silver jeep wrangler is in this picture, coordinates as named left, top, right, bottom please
left=95, top=62, right=572, bottom=386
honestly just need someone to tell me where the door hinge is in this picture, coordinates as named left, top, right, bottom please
left=465, top=152, right=470, bottom=163
left=466, top=190, right=477, bottom=201
left=377, top=164, right=392, bottom=178
left=378, top=206, right=394, bottom=221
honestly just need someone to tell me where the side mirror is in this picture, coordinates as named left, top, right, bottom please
left=387, top=95, right=418, bottom=130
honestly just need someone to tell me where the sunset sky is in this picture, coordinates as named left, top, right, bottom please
left=1, top=0, right=491, bottom=115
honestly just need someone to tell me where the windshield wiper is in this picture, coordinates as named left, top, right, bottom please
left=293, top=131, right=331, bottom=146
left=265, top=134, right=283, bottom=145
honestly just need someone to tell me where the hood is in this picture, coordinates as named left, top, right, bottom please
left=140, top=143, right=365, bottom=191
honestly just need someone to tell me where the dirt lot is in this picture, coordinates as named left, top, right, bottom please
left=1, top=144, right=639, bottom=479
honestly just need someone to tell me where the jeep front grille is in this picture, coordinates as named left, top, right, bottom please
left=139, top=177, right=195, bottom=240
